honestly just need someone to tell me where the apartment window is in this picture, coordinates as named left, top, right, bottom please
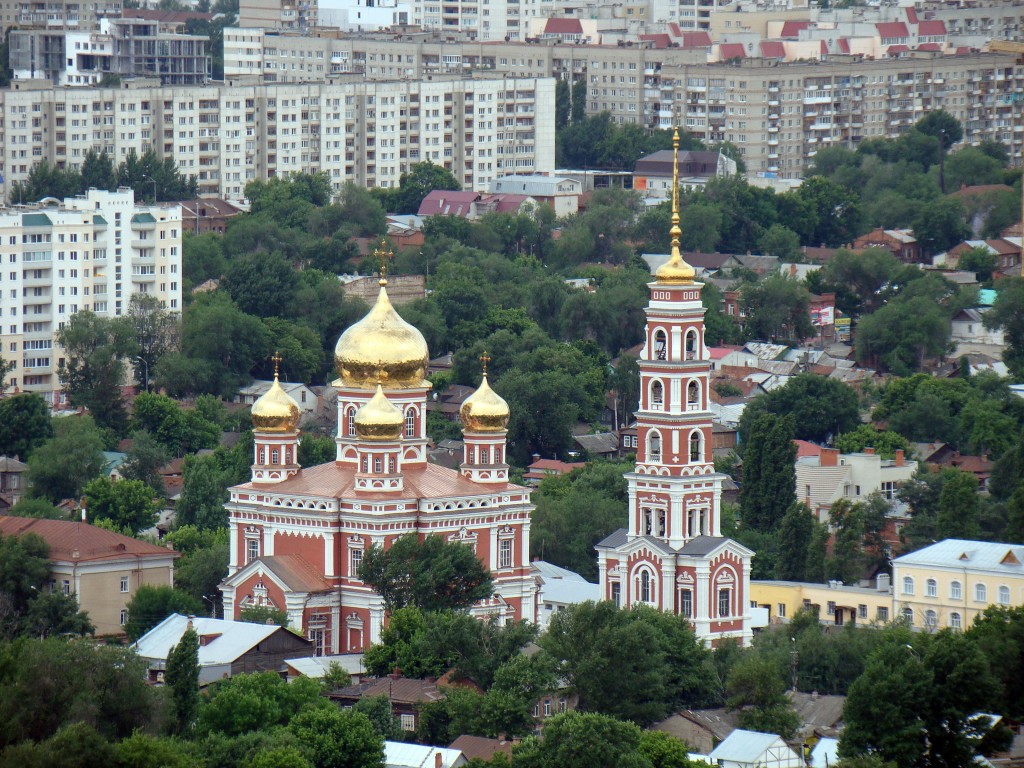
left=924, top=610, right=937, bottom=630
left=902, top=607, right=914, bottom=625
left=777, top=602, right=786, bottom=618
left=120, top=609, right=129, bottom=626
left=826, top=601, right=836, bottom=615
left=975, top=583, right=987, bottom=602
left=926, top=579, right=937, bottom=597
left=499, top=538, right=513, bottom=569
left=350, top=548, right=363, bottom=578
left=62, top=579, right=71, bottom=596
left=119, top=576, right=129, bottom=593
left=543, top=700, right=552, bottom=717
left=999, top=585, right=1011, bottom=605
left=951, top=580, right=962, bottom=600
left=902, top=576, right=914, bottom=595
left=877, top=606, right=889, bottom=622
left=400, top=714, right=415, bottom=731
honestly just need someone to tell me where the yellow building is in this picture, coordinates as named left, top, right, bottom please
left=892, top=539, right=1024, bottom=632
left=751, top=579, right=894, bottom=627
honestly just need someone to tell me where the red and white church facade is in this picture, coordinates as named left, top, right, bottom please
left=596, top=132, right=754, bottom=646
left=220, top=274, right=534, bottom=655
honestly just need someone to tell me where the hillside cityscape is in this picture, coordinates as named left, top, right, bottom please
left=1, top=0, right=1024, bottom=766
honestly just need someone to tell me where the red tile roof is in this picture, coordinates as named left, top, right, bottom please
left=820, top=40, right=828, bottom=55
left=640, top=34, right=672, bottom=48
left=524, top=459, right=585, bottom=479
left=417, top=190, right=480, bottom=217
left=955, top=46, right=972, bottom=55
left=876, top=22, right=909, bottom=38
left=258, top=555, right=333, bottom=593
left=917, top=20, right=946, bottom=35
left=888, top=44, right=910, bottom=54
left=544, top=18, right=583, bottom=34
left=719, top=43, right=746, bottom=59
left=780, top=21, right=809, bottom=37
left=450, top=736, right=514, bottom=762
left=760, top=41, right=786, bottom=58
left=680, top=31, right=713, bottom=48
left=668, top=22, right=684, bottom=37
left=0, top=516, right=177, bottom=563
left=905, top=7, right=918, bottom=23
left=794, top=440, right=823, bottom=459
left=916, top=42, right=942, bottom=51
left=838, top=38, right=851, bottom=53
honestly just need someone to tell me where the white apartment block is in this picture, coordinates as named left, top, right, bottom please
left=796, top=446, right=918, bottom=524
left=0, top=76, right=556, bottom=201
left=0, top=189, right=182, bottom=403
left=221, top=30, right=1024, bottom=175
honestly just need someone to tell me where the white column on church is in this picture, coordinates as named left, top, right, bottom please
left=324, top=532, right=335, bottom=577
left=695, top=565, right=711, bottom=637
left=227, top=521, right=239, bottom=574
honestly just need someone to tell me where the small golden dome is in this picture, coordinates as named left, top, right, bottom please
left=656, top=244, right=696, bottom=285
left=355, top=385, right=404, bottom=442
left=460, top=374, right=510, bottom=433
left=251, top=374, right=300, bottom=433
left=334, top=282, right=430, bottom=390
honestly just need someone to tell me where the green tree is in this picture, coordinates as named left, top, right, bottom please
left=775, top=503, right=816, bottom=582
left=0, top=393, right=53, bottom=460
left=834, top=425, right=909, bottom=459
left=392, top=161, right=461, bottom=215
left=298, top=434, right=336, bottom=468
left=124, top=585, right=203, bottom=641
left=740, top=374, right=860, bottom=446
left=358, top=533, right=493, bottom=612
left=166, top=526, right=229, bottom=609
left=957, top=246, right=997, bottom=284
left=197, top=672, right=327, bottom=737
left=637, top=730, right=697, bottom=768
left=120, top=430, right=171, bottom=493
left=26, top=416, right=106, bottom=503
left=80, top=149, right=117, bottom=192
left=725, top=654, right=800, bottom=739
left=740, top=414, right=796, bottom=533
left=352, top=696, right=401, bottom=741
left=816, top=247, right=901, bottom=319
left=176, top=454, right=230, bottom=530
left=512, top=711, right=651, bottom=768
left=239, top=605, right=289, bottom=626
left=758, top=224, right=801, bottom=260
left=8, top=160, right=83, bottom=204
left=223, top=250, right=300, bottom=318
left=912, top=197, right=969, bottom=255
left=987, top=277, right=1024, bottom=377
left=165, top=626, right=200, bottom=735
left=541, top=602, right=716, bottom=726
left=82, top=477, right=159, bottom=534
left=288, top=707, right=384, bottom=768
left=936, top=469, right=980, bottom=539
left=679, top=203, right=722, bottom=253
left=739, top=273, right=814, bottom=342
left=915, top=110, right=963, bottom=192
left=855, top=296, right=952, bottom=376
left=794, top=176, right=862, bottom=247
left=116, top=149, right=198, bottom=203
left=967, top=606, right=1024, bottom=718
left=56, top=311, right=138, bottom=433
left=127, top=293, right=180, bottom=391
left=826, top=499, right=865, bottom=584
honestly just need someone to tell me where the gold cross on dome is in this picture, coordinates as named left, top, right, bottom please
left=271, top=353, right=282, bottom=378
left=373, top=238, right=394, bottom=280
left=480, top=351, right=491, bottom=375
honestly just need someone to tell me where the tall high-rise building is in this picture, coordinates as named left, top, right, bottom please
left=596, top=131, right=753, bottom=646
left=0, top=189, right=182, bottom=403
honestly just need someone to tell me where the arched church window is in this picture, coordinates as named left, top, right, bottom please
left=271, top=449, right=279, bottom=464
left=480, top=447, right=489, bottom=464
left=649, top=432, right=662, bottom=462
left=658, top=510, right=666, bottom=537
left=643, top=508, right=653, bottom=535
left=374, top=457, right=383, bottom=473
left=687, top=380, right=699, bottom=409
left=651, top=380, right=664, bottom=409
left=347, top=407, right=356, bottom=437
left=640, top=570, right=653, bottom=603
left=405, top=407, right=416, bottom=438
left=689, top=431, right=702, bottom=463
left=653, top=329, right=667, bottom=360
left=685, top=329, right=698, bottom=360
left=258, top=447, right=266, bottom=464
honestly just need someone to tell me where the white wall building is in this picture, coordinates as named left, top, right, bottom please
left=0, top=188, right=182, bottom=403
left=796, top=446, right=917, bottom=523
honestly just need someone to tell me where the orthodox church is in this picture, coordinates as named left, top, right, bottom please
left=220, top=262, right=535, bottom=655
left=596, top=130, right=754, bottom=646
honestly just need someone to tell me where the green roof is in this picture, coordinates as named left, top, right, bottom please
left=21, top=212, right=52, bottom=227
left=131, top=212, right=157, bottom=224
left=93, top=214, right=108, bottom=226
left=978, top=289, right=997, bottom=307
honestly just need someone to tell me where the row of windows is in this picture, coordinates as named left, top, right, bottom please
left=345, top=406, right=417, bottom=438
left=903, top=607, right=964, bottom=630
left=647, top=429, right=703, bottom=463
left=902, top=575, right=1012, bottom=604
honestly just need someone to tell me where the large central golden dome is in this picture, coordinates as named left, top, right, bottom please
left=334, top=280, right=430, bottom=389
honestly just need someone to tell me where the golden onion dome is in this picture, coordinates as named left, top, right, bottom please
left=251, top=373, right=301, bottom=433
left=460, top=374, right=510, bottom=433
left=655, top=243, right=696, bottom=285
left=354, top=384, right=404, bottom=442
left=334, top=281, right=430, bottom=390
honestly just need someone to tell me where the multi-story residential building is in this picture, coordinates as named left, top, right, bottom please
left=893, top=538, right=1024, bottom=632
left=222, top=30, right=1024, bottom=175
left=0, top=515, right=178, bottom=636
left=10, top=16, right=210, bottom=86
left=240, top=0, right=317, bottom=31
left=0, top=0, right=122, bottom=35
left=796, top=447, right=917, bottom=524
left=0, top=189, right=182, bottom=402
left=0, top=76, right=555, bottom=201
left=751, top=577, right=894, bottom=627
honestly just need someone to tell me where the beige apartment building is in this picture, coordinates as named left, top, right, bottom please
left=223, top=30, right=1024, bottom=176
left=0, top=189, right=182, bottom=402
left=0, top=75, right=556, bottom=201
left=0, top=0, right=122, bottom=34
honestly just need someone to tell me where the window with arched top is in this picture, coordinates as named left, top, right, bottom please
left=653, top=329, right=667, bottom=360
left=999, top=585, right=1011, bottom=605
left=975, top=583, right=987, bottom=602
left=926, top=578, right=937, bottom=597
left=651, top=380, right=664, bottom=409
left=258, top=447, right=266, bottom=464
left=902, top=607, right=914, bottom=625
left=648, top=431, right=662, bottom=462
left=347, top=407, right=356, bottom=437
left=950, top=580, right=962, bottom=600
left=687, top=380, right=699, bottom=410
left=271, top=449, right=279, bottom=464
left=902, top=576, right=915, bottom=595
left=405, top=407, right=416, bottom=438
left=685, top=329, right=698, bottom=360
left=689, top=430, right=702, bottom=463
left=639, top=569, right=654, bottom=603
left=480, top=447, right=490, bottom=464
left=924, top=609, right=937, bottom=630
left=950, top=612, right=961, bottom=630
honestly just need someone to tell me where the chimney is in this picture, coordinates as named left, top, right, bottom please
left=819, top=447, right=839, bottom=467
left=435, top=752, right=443, bottom=768
left=864, top=447, right=875, bottom=455
left=895, top=449, right=904, bottom=466
left=389, top=667, right=402, bottom=679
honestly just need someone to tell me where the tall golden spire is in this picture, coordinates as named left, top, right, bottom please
left=655, top=127, right=696, bottom=285
left=373, top=238, right=393, bottom=286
